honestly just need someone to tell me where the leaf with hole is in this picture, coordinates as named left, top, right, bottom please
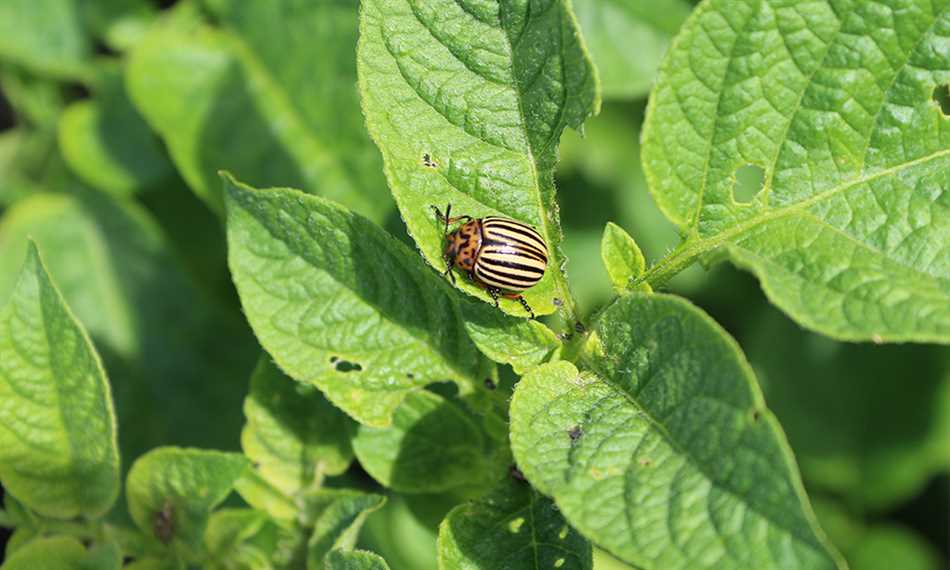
left=358, top=0, right=599, bottom=318
left=510, top=294, right=843, bottom=570
left=643, top=0, right=950, bottom=342
left=438, top=477, right=592, bottom=570
left=223, top=174, right=487, bottom=427
left=0, top=242, right=119, bottom=519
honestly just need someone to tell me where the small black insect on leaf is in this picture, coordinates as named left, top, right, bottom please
left=153, top=499, right=175, bottom=545
left=422, top=152, right=438, bottom=168
left=568, top=425, right=583, bottom=443
left=484, top=378, right=496, bottom=390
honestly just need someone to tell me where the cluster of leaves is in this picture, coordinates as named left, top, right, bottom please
left=1, top=0, right=948, bottom=570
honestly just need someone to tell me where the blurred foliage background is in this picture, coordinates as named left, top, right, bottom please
left=0, top=0, right=946, bottom=568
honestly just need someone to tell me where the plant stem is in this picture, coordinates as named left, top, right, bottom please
left=638, top=234, right=723, bottom=289
left=0, top=510, right=14, bottom=528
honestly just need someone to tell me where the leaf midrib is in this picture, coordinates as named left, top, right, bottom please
left=499, top=0, right=578, bottom=319
left=644, top=148, right=950, bottom=286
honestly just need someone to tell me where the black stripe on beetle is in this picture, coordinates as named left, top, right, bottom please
left=432, top=204, right=548, bottom=318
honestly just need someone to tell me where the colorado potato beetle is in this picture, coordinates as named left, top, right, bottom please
left=433, top=204, right=548, bottom=318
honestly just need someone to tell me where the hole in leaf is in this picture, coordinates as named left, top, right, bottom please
left=508, top=517, right=525, bottom=533
left=733, top=164, right=765, bottom=203
left=426, top=381, right=458, bottom=399
left=933, top=84, right=950, bottom=116
left=333, top=360, right=362, bottom=373
left=483, top=378, right=496, bottom=390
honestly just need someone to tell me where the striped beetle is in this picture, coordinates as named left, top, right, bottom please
left=433, top=204, right=547, bottom=318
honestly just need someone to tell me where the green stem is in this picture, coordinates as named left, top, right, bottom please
left=638, top=234, right=720, bottom=289
left=0, top=510, right=14, bottom=528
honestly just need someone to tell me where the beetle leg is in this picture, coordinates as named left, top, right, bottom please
left=498, top=291, right=535, bottom=319
left=486, top=285, right=501, bottom=308
left=518, top=297, right=535, bottom=319
left=442, top=255, right=456, bottom=284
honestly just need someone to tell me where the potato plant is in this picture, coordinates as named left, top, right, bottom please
left=0, top=0, right=948, bottom=569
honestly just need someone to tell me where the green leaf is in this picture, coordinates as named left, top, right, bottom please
left=0, top=242, right=119, bottom=519
left=358, top=0, right=599, bottom=319
left=223, top=175, right=485, bottom=427
left=58, top=63, right=176, bottom=197
left=126, top=0, right=390, bottom=220
left=745, top=308, right=950, bottom=510
left=438, top=478, right=593, bottom=570
left=574, top=0, right=691, bottom=99
left=243, top=356, right=355, bottom=497
left=460, top=299, right=561, bottom=375
left=326, top=549, right=392, bottom=570
left=126, top=447, right=250, bottom=548
left=352, top=391, right=488, bottom=493
left=79, top=0, right=156, bottom=51
left=233, top=469, right=298, bottom=522
left=0, top=190, right=257, bottom=462
left=0, top=0, right=91, bottom=79
left=600, top=222, right=649, bottom=294
left=304, top=489, right=386, bottom=567
left=510, top=294, right=843, bottom=570
left=359, top=495, right=438, bottom=570
left=847, top=526, right=942, bottom=570
left=642, top=0, right=950, bottom=342
left=205, top=508, right=285, bottom=570
left=0, top=536, right=87, bottom=570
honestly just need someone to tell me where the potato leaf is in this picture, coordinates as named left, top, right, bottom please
left=600, top=222, right=650, bottom=294
left=352, top=391, right=489, bottom=493
left=0, top=242, right=119, bottom=519
left=643, top=0, right=950, bottom=342
left=510, top=294, right=844, bottom=569
left=438, top=478, right=592, bottom=570
left=127, top=0, right=390, bottom=219
left=243, top=356, right=354, bottom=497
left=223, top=175, right=485, bottom=427
left=358, top=0, right=599, bottom=318
left=325, top=549, right=392, bottom=570
left=126, top=447, right=250, bottom=549
left=574, top=0, right=692, bottom=99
